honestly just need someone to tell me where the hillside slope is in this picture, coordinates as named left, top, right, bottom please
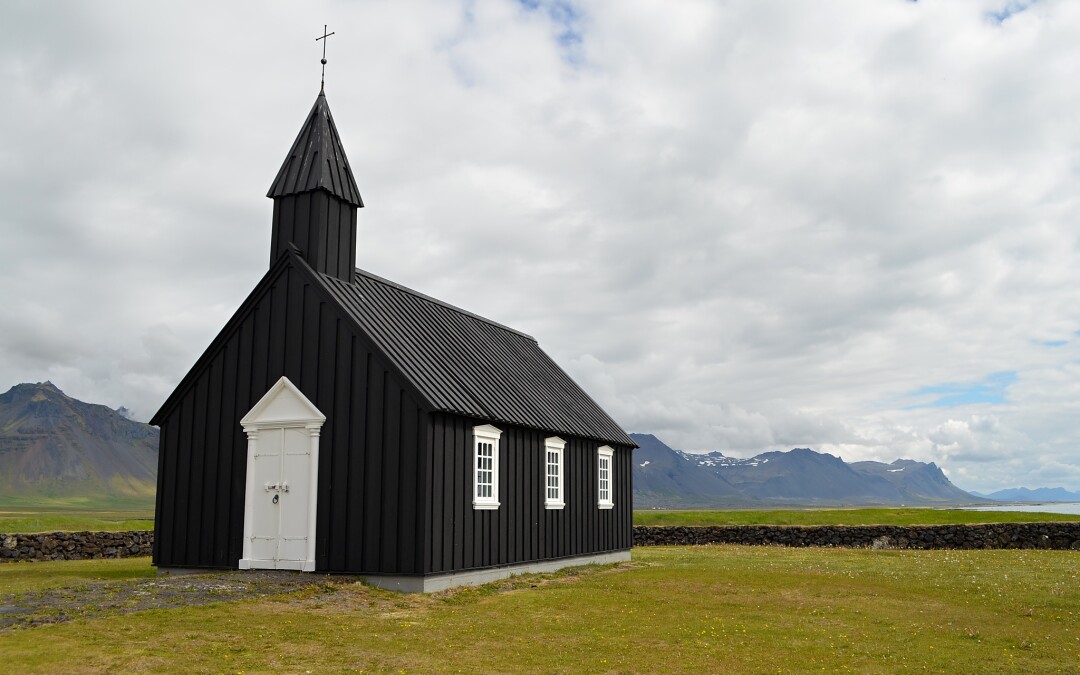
left=0, top=382, right=158, bottom=500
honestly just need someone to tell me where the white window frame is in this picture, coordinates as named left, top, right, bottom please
left=473, top=424, right=502, bottom=510
left=544, top=436, right=566, bottom=510
left=597, top=445, right=614, bottom=509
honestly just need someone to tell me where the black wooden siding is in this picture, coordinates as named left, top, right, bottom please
left=153, top=257, right=427, bottom=574
left=270, top=192, right=357, bottom=282
left=424, top=412, right=633, bottom=575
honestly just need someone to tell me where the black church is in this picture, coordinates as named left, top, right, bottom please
left=150, top=85, right=636, bottom=591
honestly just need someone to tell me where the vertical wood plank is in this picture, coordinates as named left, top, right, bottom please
left=173, top=395, right=193, bottom=564
left=202, top=355, right=223, bottom=565
left=230, top=318, right=254, bottom=565
left=215, top=336, right=238, bottom=567
left=328, top=319, right=351, bottom=571
left=381, top=372, right=401, bottom=572
left=453, top=416, right=464, bottom=571
left=187, top=374, right=208, bottom=566
left=362, top=358, right=384, bottom=572
left=345, top=348, right=369, bottom=570
left=430, top=415, right=444, bottom=574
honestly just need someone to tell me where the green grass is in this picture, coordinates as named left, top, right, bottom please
left=5, top=504, right=1076, bottom=534
left=634, top=507, right=1080, bottom=527
left=0, top=557, right=156, bottom=595
left=0, top=494, right=155, bottom=512
left=4, top=503, right=1075, bottom=533
left=1, top=546, right=1077, bottom=672
left=0, top=508, right=153, bottom=534
left=0, top=496, right=154, bottom=534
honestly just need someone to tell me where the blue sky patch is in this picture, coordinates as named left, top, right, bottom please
left=988, top=0, right=1040, bottom=24
left=906, top=371, right=1017, bottom=408
left=1041, top=339, right=1068, bottom=347
left=517, top=0, right=585, bottom=65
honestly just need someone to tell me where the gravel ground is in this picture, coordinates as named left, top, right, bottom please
left=0, top=570, right=364, bottom=631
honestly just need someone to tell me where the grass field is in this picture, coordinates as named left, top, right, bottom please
left=633, top=507, right=1080, bottom=527
left=4, top=505, right=1078, bottom=535
left=0, top=496, right=155, bottom=534
left=0, top=510, right=154, bottom=534
left=0, top=557, right=157, bottom=595
left=1, top=546, right=1077, bottom=672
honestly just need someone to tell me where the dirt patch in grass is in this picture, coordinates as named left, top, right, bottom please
left=0, top=559, right=643, bottom=633
left=0, top=569, right=363, bottom=630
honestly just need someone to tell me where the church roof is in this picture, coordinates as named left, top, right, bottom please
left=316, top=267, right=636, bottom=447
left=267, top=91, right=364, bottom=207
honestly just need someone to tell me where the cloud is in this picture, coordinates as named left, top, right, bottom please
left=1, top=0, right=1079, bottom=493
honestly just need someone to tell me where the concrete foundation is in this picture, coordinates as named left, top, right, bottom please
left=362, top=550, right=633, bottom=593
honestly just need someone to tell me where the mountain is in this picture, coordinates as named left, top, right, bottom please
left=632, top=434, right=759, bottom=508
left=0, top=382, right=158, bottom=500
left=630, top=432, right=987, bottom=508
left=848, top=459, right=979, bottom=503
left=982, top=487, right=1080, bottom=502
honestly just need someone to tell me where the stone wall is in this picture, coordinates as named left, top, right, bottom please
left=634, top=523, right=1080, bottom=550
left=0, top=530, right=154, bottom=562
left=3, top=524, right=1079, bottom=562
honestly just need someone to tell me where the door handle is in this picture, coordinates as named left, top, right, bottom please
left=272, top=494, right=279, bottom=504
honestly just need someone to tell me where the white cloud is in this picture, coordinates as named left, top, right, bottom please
left=1, top=0, right=1079, bottom=493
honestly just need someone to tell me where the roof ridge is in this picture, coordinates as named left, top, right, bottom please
left=346, top=268, right=537, bottom=342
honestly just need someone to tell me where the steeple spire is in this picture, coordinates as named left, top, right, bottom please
left=267, top=89, right=363, bottom=282
left=266, top=92, right=362, bottom=207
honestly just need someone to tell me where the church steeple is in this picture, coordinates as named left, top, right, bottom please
left=267, top=90, right=363, bottom=282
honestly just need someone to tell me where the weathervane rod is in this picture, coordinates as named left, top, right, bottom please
left=316, top=24, right=335, bottom=92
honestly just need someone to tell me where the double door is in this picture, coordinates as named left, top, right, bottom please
left=247, top=425, right=313, bottom=569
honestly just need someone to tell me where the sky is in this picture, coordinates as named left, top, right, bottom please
left=2, top=0, right=1079, bottom=494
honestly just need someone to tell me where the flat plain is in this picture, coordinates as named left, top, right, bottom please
left=5, top=505, right=1079, bottom=534
left=633, top=507, right=1080, bottom=527
left=1, top=545, right=1077, bottom=672
left=0, top=496, right=154, bottom=534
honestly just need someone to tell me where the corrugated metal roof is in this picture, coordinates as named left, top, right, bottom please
left=267, top=91, right=363, bottom=207
left=317, top=269, right=636, bottom=447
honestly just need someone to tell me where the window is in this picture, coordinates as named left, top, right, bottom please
left=597, top=445, right=614, bottom=509
left=473, top=424, right=502, bottom=509
left=544, top=436, right=566, bottom=509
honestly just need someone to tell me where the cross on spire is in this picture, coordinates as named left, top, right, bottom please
left=316, top=25, right=335, bottom=92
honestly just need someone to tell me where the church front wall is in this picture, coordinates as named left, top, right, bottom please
left=153, top=258, right=429, bottom=575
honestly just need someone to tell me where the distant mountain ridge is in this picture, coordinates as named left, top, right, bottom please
left=632, top=433, right=987, bottom=508
left=977, top=487, right=1080, bottom=502
left=0, top=382, right=158, bottom=500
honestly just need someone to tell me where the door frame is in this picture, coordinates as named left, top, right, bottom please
left=238, top=376, right=325, bottom=572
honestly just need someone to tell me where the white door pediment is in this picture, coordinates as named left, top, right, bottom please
left=241, top=376, right=326, bottom=428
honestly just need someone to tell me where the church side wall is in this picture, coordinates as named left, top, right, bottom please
left=423, top=412, right=633, bottom=575
left=154, top=260, right=428, bottom=574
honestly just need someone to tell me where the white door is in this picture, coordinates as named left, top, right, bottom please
left=278, top=426, right=313, bottom=563
left=249, top=426, right=283, bottom=562
left=239, top=376, right=324, bottom=573
left=247, top=426, right=312, bottom=569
